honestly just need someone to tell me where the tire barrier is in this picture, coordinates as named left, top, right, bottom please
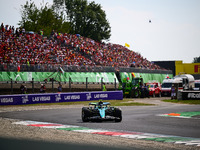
left=0, top=91, right=123, bottom=105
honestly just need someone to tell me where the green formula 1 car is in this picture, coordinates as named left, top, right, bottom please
left=81, top=101, right=122, bottom=122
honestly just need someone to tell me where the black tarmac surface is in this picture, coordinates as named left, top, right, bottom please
left=1, top=99, right=200, bottom=138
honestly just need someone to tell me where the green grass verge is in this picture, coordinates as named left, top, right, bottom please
left=0, top=99, right=154, bottom=107
left=163, top=99, right=200, bottom=105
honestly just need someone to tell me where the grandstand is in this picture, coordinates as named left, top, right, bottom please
left=1, top=23, right=165, bottom=70
left=0, top=23, right=172, bottom=94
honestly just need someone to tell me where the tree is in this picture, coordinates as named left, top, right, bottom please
left=84, top=1, right=111, bottom=41
left=53, top=0, right=111, bottom=41
left=192, top=56, right=200, bottom=63
left=19, top=1, right=40, bottom=31
left=19, top=0, right=70, bottom=36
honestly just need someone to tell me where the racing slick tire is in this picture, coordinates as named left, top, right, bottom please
left=114, top=108, right=122, bottom=122
left=82, top=107, right=90, bottom=122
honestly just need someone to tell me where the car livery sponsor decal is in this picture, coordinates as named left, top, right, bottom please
left=13, top=120, right=200, bottom=147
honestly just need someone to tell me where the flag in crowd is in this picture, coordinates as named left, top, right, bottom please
left=125, top=43, right=130, bottom=48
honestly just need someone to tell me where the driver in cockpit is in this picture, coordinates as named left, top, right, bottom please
left=98, top=100, right=103, bottom=108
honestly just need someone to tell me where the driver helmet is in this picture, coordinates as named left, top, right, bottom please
left=98, top=100, right=103, bottom=107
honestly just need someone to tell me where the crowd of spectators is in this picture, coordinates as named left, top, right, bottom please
left=0, top=23, right=163, bottom=70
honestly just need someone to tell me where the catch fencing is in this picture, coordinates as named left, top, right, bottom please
left=0, top=63, right=172, bottom=74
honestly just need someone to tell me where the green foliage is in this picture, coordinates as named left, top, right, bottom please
left=53, top=0, right=111, bottom=41
left=18, top=1, right=39, bottom=31
left=19, top=0, right=111, bottom=41
left=192, top=56, right=200, bottom=63
left=19, top=0, right=71, bottom=36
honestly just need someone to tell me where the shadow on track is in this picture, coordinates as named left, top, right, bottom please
left=0, top=137, right=143, bottom=150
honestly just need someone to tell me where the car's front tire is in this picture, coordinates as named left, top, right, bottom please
left=82, top=107, right=90, bottom=122
left=114, top=108, right=122, bottom=122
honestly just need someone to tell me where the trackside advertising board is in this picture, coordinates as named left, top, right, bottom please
left=0, top=91, right=123, bottom=105
left=181, top=91, right=200, bottom=100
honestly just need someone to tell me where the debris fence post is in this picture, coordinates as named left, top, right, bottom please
left=115, top=78, right=117, bottom=90
left=101, top=77, right=103, bottom=91
left=32, top=78, right=34, bottom=93
left=11, top=79, right=13, bottom=94
left=86, top=77, right=88, bottom=91
left=69, top=77, right=71, bottom=92
left=52, top=79, right=54, bottom=93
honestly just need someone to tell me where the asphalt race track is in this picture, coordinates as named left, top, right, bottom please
left=1, top=100, right=200, bottom=139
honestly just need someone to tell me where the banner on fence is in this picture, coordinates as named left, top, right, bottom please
left=0, top=71, right=173, bottom=83
left=0, top=91, right=123, bottom=105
